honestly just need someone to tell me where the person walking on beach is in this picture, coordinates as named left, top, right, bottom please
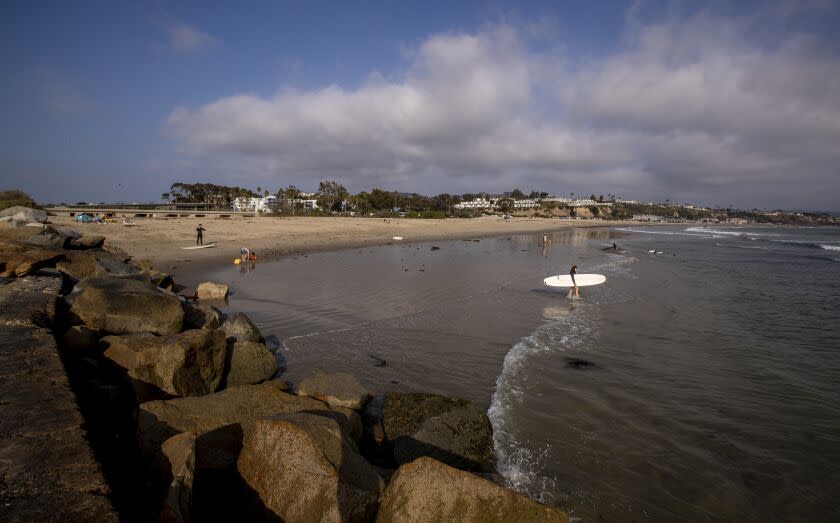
left=196, top=223, right=206, bottom=245
left=568, top=265, right=579, bottom=299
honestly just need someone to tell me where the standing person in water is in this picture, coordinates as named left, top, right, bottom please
left=196, top=223, right=206, bottom=245
left=567, top=265, right=579, bottom=298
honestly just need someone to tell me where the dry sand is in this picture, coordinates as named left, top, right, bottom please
left=48, top=213, right=644, bottom=271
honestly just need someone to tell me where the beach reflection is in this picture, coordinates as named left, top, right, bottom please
left=542, top=302, right=576, bottom=321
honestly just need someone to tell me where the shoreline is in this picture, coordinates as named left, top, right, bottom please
left=48, top=214, right=666, bottom=285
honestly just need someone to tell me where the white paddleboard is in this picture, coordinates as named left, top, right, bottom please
left=543, top=274, right=606, bottom=288
left=181, top=243, right=216, bottom=250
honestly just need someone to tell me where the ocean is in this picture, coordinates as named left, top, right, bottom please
left=198, top=224, right=840, bottom=521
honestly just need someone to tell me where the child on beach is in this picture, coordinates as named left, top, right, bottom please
left=567, top=265, right=579, bottom=299
left=240, top=247, right=250, bottom=261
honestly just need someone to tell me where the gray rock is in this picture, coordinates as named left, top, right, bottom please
left=196, top=281, right=229, bottom=300
left=101, top=329, right=227, bottom=399
left=25, top=233, right=68, bottom=249
left=219, top=312, right=263, bottom=343
left=237, top=413, right=383, bottom=522
left=0, top=274, right=62, bottom=328
left=68, top=234, right=106, bottom=249
left=382, top=392, right=494, bottom=471
left=69, top=276, right=184, bottom=335
left=375, top=457, right=568, bottom=523
left=225, top=340, right=278, bottom=387
left=183, top=301, right=223, bottom=330
left=137, top=382, right=357, bottom=469
left=0, top=206, right=48, bottom=223
left=156, top=432, right=197, bottom=523
left=95, top=257, right=141, bottom=276
left=296, top=371, right=370, bottom=410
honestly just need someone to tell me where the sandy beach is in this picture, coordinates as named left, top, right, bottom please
left=48, top=213, right=645, bottom=270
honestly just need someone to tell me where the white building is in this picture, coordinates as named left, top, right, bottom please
left=454, top=198, right=495, bottom=210
left=232, top=195, right=277, bottom=213
left=293, top=198, right=319, bottom=210
left=632, top=214, right=663, bottom=222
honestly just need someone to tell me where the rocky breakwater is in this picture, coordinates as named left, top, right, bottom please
left=0, top=207, right=569, bottom=522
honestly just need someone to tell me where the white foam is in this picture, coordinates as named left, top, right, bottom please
left=684, top=226, right=761, bottom=237
left=821, top=244, right=840, bottom=252
left=488, top=309, right=592, bottom=503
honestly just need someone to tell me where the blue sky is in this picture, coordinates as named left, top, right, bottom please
left=2, top=1, right=839, bottom=210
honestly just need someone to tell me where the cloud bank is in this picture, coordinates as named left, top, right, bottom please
left=167, top=7, right=840, bottom=208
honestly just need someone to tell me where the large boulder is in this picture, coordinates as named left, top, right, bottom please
left=0, top=206, right=48, bottom=223
left=296, top=372, right=370, bottom=410
left=137, top=382, right=357, bottom=469
left=68, top=276, right=184, bottom=335
left=219, top=312, right=263, bottom=343
left=156, top=432, right=197, bottom=523
left=237, top=413, right=383, bottom=522
left=55, top=250, right=140, bottom=280
left=62, top=325, right=101, bottom=354
left=382, top=393, right=494, bottom=471
left=375, top=457, right=568, bottom=522
left=196, top=281, right=228, bottom=300
left=0, top=249, right=64, bottom=277
left=25, top=233, right=68, bottom=249
left=224, top=341, right=277, bottom=387
left=101, top=329, right=227, bottom=399
left=182, top=302, right=223, bottom=330
left=68, top=234, right=106, bottom=249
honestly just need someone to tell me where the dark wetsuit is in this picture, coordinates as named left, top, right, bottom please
left=570, top=267, right=577, bottom=286
left=196, top=226, right=205, bottom=245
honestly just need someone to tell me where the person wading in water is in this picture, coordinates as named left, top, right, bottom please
left=567, top=265, right=579, bottom=299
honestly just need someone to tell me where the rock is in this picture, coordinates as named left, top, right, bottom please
left=219, top=312, right=263, bottom=343
left=146, top=269, right=174, bottom=290
left=100, top=243, right=132, bottom=261
left=382, top=393, right=494, bottom=471
left=101, top=329, right=227, bottom=399
left=296, top=371, right=370, bottom=411
left=183, top=301, right=223, bottom=330
left=156, top=432, right=197, bottom=523
left=95, top=257, right=141, bottom=276
left=25, top=233, right=68, bottom=249
left=0, top=274, right=62, bottom=328
left=137, top=382, right=354, bottom=469
left=55, top=250, right=136, bottom=280
left=237, top=413, right=383, bottom=522
left=0, top=238, right=28, bottom=253
left=68, top=234, right=106, bottom=249
left=196, top=281, right=229, bottom=300
left=69, top=276, right=184, bottom=335
left=225, top=341, right=277, bottom=387
left=62, top=325, right=101, bottom=353
left=0, top=249, right=64, bottom=277
left=55, top=227, right=82, bottom=240
left=0, top=205, right=48, bottom=223
left=375, top=457, right=568, bottom=522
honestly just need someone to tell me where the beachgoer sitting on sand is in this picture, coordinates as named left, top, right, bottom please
left=240, top=247, right=251, bottom=261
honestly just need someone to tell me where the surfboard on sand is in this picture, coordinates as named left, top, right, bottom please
left=543, top=274, right=606, bottom=288
left=181, top=243, right=216, bottom=250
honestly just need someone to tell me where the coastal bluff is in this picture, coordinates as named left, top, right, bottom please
left=0, top=209, right=568, bottom=522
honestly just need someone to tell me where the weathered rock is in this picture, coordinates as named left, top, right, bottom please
left=382, top=393, right=494, bottom=471
left=25, top=232, right=68, bottom=249
left=296, top=371, right=370, bottom=410
left=101, top=329, right=227, bottom=399
left=95, top=257, right=141, bottom=276
left=0, top=238, right=28, bottom=253
left=156, top=432, right=197, bottom=523
left=68, top=234, right=106, bottom=249
left=0, top=249, right=64, bottom=277
left=375, top=457, right=568, bottom=522
left=137, top=383, right=354, bottom=469
left=225, top=341, right=277, bottom=387
left=69, top=276, right=184, bottom=335
left=182, top=301, right=223, bottom=330
left=55, top=250, right=136, bottom=280
left=100, top=243, right=132, bottom=261
left=0, top=319, right=117, bottom=521
left=0, top=205, right=48, bottom=223
left=237, top=413, right=383, bottom=522
left=146, top=269, right=174, bottom=290
left=219, top=312, right=263, bottom=343
left=62, top=325, right=101, bottom=353
left=0, top=274, right=62, bottom=328
left=196, top=281, right=229, bottom=300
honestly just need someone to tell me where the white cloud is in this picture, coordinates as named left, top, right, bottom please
left=167, top=9, right=840, bottom=208
left=165, top=21, right=216, bottom=52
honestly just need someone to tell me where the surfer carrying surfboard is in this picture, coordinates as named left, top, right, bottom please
left=196, top=223, right=206, bottom=245
left=567, top=265, right=579, bottom=298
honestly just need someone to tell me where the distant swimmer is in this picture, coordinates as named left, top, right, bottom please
left=567, top=265, right=579, bottom=299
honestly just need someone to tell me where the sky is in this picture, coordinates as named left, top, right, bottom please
left=2, top=0, right=839, bottom=211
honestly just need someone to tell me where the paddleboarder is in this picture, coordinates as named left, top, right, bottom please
left=567, top=265, right=579, bottom=298
left=196, top=223, right=206, bottom=245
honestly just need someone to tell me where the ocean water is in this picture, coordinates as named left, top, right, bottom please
left=198, top=225, right=840, bottom=521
